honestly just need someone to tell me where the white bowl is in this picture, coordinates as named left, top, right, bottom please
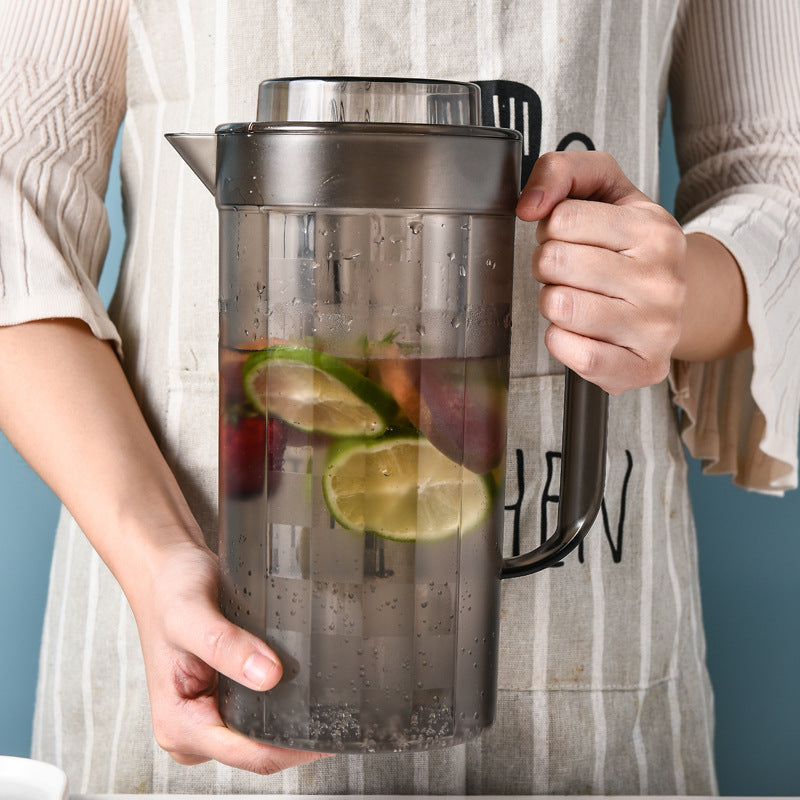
left=0, top=756, right=68, bottom=800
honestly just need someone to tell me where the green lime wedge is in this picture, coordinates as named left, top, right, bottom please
left=323, top=435, right=493, bottom=541
left=243, top=344, right=398, bottom=437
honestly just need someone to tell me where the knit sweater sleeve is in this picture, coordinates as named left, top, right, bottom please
left=0, top=0, right=127, bottom=352
left=667, top=0, right=800, bottom=494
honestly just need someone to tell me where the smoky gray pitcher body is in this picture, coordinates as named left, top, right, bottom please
left=167, top=78, right=607, bottom=753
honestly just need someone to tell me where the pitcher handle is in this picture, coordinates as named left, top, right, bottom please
left=500, top=369, right=608, bottom=579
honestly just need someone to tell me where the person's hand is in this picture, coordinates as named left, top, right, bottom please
left=0, top=319, right=328, bottom=775
left=129, top=536, right=327, bottom=774
left=517, top=150, right=688, bottom=395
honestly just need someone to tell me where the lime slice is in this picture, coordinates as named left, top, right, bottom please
left=243, top=345, right=398, bottom=437
left=323, top=435, right=493, bottom=541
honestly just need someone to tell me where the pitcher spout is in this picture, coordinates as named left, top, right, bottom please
left=165, top=133, right=216, bottom=194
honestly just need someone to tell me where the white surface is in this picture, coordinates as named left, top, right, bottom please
left=66, top=796, right=799, bottom=800
left=66, top=796, right=789, bottom=800
left=0, top=756, right=68, bottom=800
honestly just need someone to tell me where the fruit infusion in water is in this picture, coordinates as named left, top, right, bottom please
left=219, top=341, right=508, bottom=752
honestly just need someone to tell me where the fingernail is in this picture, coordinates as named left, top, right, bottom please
left=522, top=187, right=545, bottom=210
left=243, top=653, right=280, bottom=689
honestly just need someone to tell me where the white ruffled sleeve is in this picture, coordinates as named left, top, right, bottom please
left=0, top=0, right=128, bottom=353
left=668, top=0, right=800, bottom=494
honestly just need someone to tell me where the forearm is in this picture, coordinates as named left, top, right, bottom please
left=0, top=318, right=205, bottom=605
left=671, top=232, right=753, bottom=362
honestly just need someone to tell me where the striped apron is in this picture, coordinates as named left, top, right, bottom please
left=33, top=0, right=717, bottom=793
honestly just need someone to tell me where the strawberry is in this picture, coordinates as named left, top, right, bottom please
left=221, top=411, right=290, bottom=499
left=220, top=409, right=266, bottom=498
left=220, top=408, right=289, bottom=499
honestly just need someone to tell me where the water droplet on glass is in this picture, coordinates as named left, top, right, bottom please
left=409, top=221, right=423, bottom=234
left=459, top=264, right=467, bottom=277
left=446, top=252, right=456, bottom=262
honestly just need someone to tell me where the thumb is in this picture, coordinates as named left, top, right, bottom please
left=169, top=600, right=283, bottom=692
left=517, top=150, right=647, bottom=221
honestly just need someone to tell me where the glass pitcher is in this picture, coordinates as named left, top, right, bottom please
left=167, top=78, right=607, bottom=753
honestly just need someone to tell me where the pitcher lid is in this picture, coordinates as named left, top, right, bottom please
left=256, top=77, right=481, bottom=125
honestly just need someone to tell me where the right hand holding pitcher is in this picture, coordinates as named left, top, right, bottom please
left=518, top=150, right=751, bottom=395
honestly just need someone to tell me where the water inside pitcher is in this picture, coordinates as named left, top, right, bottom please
left=219, top=201, right=513, bottom=750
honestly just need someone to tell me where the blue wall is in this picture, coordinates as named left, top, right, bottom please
left=660, top=111, right=800, bottom=796
left=1, top=116, right=799, bottom=794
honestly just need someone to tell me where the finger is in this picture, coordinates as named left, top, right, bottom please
left=534, top=199, right=652, bottom=251
left=190, top=713, right=329, bottom=775
left=517, top=150, right=648, bottom=221
left=532, top=240, right=636, bottom=297
left=538, top=284, right=646, bottom=351
left=543, top=325, right=670, bottom=396
left=166, top=602, right=282, bottom=692
left=155, top=691, right=329, bottom=774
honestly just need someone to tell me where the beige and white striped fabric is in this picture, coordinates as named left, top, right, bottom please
left=2, top=0, right=799, bottom=794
